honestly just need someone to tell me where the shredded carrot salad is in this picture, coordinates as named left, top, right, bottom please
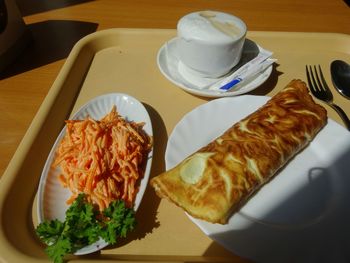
left=53, top=106, right=153, bottom=211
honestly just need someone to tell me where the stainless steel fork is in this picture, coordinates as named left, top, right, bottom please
left=306, top=65, right=350, bottom=131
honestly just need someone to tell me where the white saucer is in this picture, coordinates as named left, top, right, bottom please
left=157, top=37, right=273, bottom=98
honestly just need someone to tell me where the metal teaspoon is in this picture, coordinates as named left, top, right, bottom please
left=331, top=60, right=350, bottom=100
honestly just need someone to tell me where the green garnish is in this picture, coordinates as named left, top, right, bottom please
left=35, top=194, right=136, bottom=263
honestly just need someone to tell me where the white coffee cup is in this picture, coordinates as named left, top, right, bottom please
left=176, top=10, right=247, bottom=78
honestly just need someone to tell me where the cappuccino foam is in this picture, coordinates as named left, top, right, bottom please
left=177, top=11, right=244, bottom=43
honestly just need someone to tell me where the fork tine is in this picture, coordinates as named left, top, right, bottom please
left=306, top=65, right=315, bottom=92
left=317, top=65, right=331, bottom=92
left=307, top=65, right=320, bottom=92
left=313, top=65, right=323, bottom=91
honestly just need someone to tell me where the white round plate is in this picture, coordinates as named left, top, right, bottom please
left=37, top=93, right=153, bottom=255
left=157, top=37, right=273, bottom=98
left=165, top=95, right=350, bottom=262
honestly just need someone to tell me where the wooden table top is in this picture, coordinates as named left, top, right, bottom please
left=1, top=0, right=349, bottom=176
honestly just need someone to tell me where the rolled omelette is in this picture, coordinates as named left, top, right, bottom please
left=150, top=79, right=327, bottom=224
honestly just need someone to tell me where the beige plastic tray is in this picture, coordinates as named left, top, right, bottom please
left=1, top=28, right=350, bottom=263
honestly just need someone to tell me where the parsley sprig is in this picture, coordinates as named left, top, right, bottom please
left=35, top=194, right=136, bottom=263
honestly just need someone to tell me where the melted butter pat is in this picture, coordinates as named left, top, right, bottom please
left=180, top=152, right=214, bottom=184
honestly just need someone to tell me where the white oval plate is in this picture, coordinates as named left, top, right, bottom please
left=165, top=95, right=350, bottom=262
left=157, top=37, right=273, bottom=98
left=37, top=93, right=153, bottom=255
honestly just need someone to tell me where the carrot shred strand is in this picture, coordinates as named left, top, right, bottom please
left=53, top=106, right=152, bottom=210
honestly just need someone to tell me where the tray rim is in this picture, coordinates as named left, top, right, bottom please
left=1, top=28, right=350, bottom=263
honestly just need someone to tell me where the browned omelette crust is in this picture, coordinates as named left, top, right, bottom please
left=151, top=79, right=327, bottom=224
